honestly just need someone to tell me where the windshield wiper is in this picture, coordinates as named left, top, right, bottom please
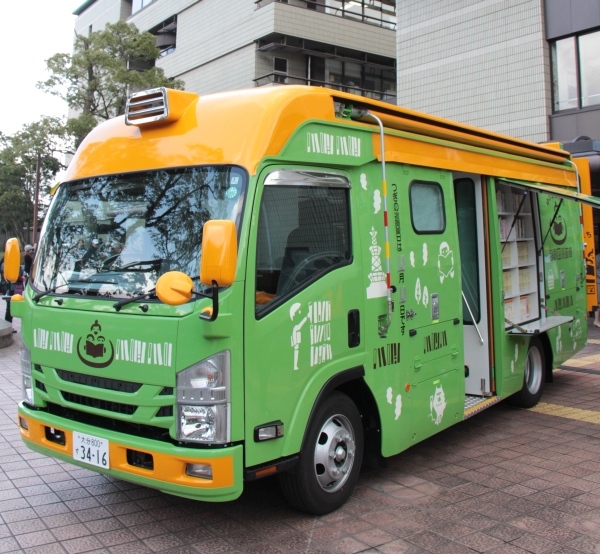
left=113, top=288, right=157, bottom=311
left=33, top=278, right=91, bottom=303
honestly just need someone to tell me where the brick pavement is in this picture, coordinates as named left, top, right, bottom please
left=3, top=305, right=600, bottom=553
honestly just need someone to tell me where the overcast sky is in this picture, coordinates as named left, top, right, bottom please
left=0, top=1, right=83, bottom=137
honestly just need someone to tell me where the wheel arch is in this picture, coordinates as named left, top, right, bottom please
left=300, top=366, right=381, bottom=460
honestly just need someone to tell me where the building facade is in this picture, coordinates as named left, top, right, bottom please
left=74, top=0, right=397, bottom=103
left=395, top=0, right=600, bottom=147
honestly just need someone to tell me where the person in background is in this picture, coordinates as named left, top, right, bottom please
left=82, top=238, right=101, bottom=266
left=24, top=245, right=34, bottom=283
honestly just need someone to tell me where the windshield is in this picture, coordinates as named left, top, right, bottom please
left=32, top=166, right=247, bottom=300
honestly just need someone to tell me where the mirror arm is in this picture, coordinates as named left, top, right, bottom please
left=195, top=281, right=219, bottom=321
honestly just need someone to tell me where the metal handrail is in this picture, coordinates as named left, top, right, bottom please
left=254, top=0, right=396, bottom=30
left=253, top=72, right=397, bottom=103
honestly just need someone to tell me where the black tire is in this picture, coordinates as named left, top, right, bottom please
left=507, top=337, right=545, bottom=408
left=279, top=392, right=363, bottom=515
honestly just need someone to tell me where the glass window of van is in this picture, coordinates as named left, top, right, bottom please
left=255, top=183, right=351, bottom=313
left=409, top=181, right=445, bottom=233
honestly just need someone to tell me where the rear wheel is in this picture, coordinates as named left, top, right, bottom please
left=507, top=337, right=545, bottom=408
left=279, top=392, right=363, bottom=514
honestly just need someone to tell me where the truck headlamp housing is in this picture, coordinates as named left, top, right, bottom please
left=20, top=346, right=33, bottom=405
left=176, top=351, right=230, bottom=444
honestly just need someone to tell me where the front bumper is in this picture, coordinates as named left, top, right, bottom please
left=18, top=402, right=243, bottom=502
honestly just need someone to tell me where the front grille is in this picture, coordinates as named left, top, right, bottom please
left=61, top=392, right=137, bottom=415
left=56, top=369, right=142, bottom=393
left=155, top=406, right=173, bottom=417
left=46, top=402, right=172, bottom=443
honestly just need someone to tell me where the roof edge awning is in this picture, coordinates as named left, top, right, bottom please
left=498, top=179, right=600, bottom=209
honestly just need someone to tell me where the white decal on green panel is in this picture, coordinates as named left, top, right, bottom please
left=360, top=173, right=368, bottom=190
left=571, top=318, right=582, bottom=350
left=548, top=270, right=555, bottom=290
left=511, top=342, right=519, bottom=373
left=373, top=190, right=381, bottom=214
left=33, top=329, right=74, bottom=353
left=438, top=242, right=455, bottom=283
left=306, top=132, right=361, bottom=157
left=415, top=278, right=422, bottom=304
left=556, top=325, right=563, bottom=353
left=386, top=387, right=403, bottom=420
left=290, top=301, right=332, bottom=370
left=429, top=385, right=447, bottom=425
left=422, top=243, right=428, bottom=266
left=366, top=227, right=387, bottom=299
left=115, top=339, right=173, bottom=367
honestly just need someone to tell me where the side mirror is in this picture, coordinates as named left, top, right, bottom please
left=200, top=220, right=237, bottom=287
left=3, top=238, right=21, bottom=283
left=156, top=272, right=194, bottom=306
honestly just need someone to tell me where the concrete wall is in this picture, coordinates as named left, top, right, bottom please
left=74, top=0, right=125, bottom=35
left=396, top=0, right=550, bottom=143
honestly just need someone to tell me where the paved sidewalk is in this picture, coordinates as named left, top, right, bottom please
left=2, top=309, right=600, bottom=553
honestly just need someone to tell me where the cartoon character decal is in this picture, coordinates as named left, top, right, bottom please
left=77, top=320, right=115, bottom=369
left=438, top=242, right=455, bottom=283
left=429, top=385, right=447, bottom=425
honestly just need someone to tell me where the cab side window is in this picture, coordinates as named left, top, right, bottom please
left=255, top=184, right=351, bottom=315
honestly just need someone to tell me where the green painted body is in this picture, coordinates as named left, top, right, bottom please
left=15, top=113, right=587, bottom=503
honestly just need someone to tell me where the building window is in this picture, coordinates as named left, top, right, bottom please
left=132, top=0, right=155, bottom=15
left=552, top=30, right=600, bottom=111
left=273, top=57, right=288, bottom=83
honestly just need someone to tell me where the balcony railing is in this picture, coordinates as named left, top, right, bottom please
left=255, top=0, right=396, bottom=30
left=253, top=72, right=397, bottom=104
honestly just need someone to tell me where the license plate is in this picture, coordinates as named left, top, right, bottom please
left=72, top=432, right=110, bottom=469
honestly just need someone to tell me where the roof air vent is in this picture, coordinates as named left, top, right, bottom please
left=126, top=87, right=169, bottom=125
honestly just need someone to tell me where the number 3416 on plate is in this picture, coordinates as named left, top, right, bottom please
left=72, top=431, right=110, bottom=468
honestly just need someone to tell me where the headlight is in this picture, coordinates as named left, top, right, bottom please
left=20, top=346, right=33, bottom=404
left=177, top=351, right=230, bottom=444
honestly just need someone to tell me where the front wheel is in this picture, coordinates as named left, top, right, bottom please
left=279, top=392, right=363, bottom=514
left=507, top=337, right=545, bottom=408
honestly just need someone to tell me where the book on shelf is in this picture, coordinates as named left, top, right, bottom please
left=504, top=299, right=513, bottom=321
left=499, top=217, right=508, bottom=240
left=518, top=268, right=530, bottom=291
left=497, top=190, right=506, bottom=212
left=517, top=241, right=529, bottom=264
left=502, top=247, right=511, bottom=267
left=520, top=295, right=530, bottom=319
left=503, top=270, right=513, bottom=294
